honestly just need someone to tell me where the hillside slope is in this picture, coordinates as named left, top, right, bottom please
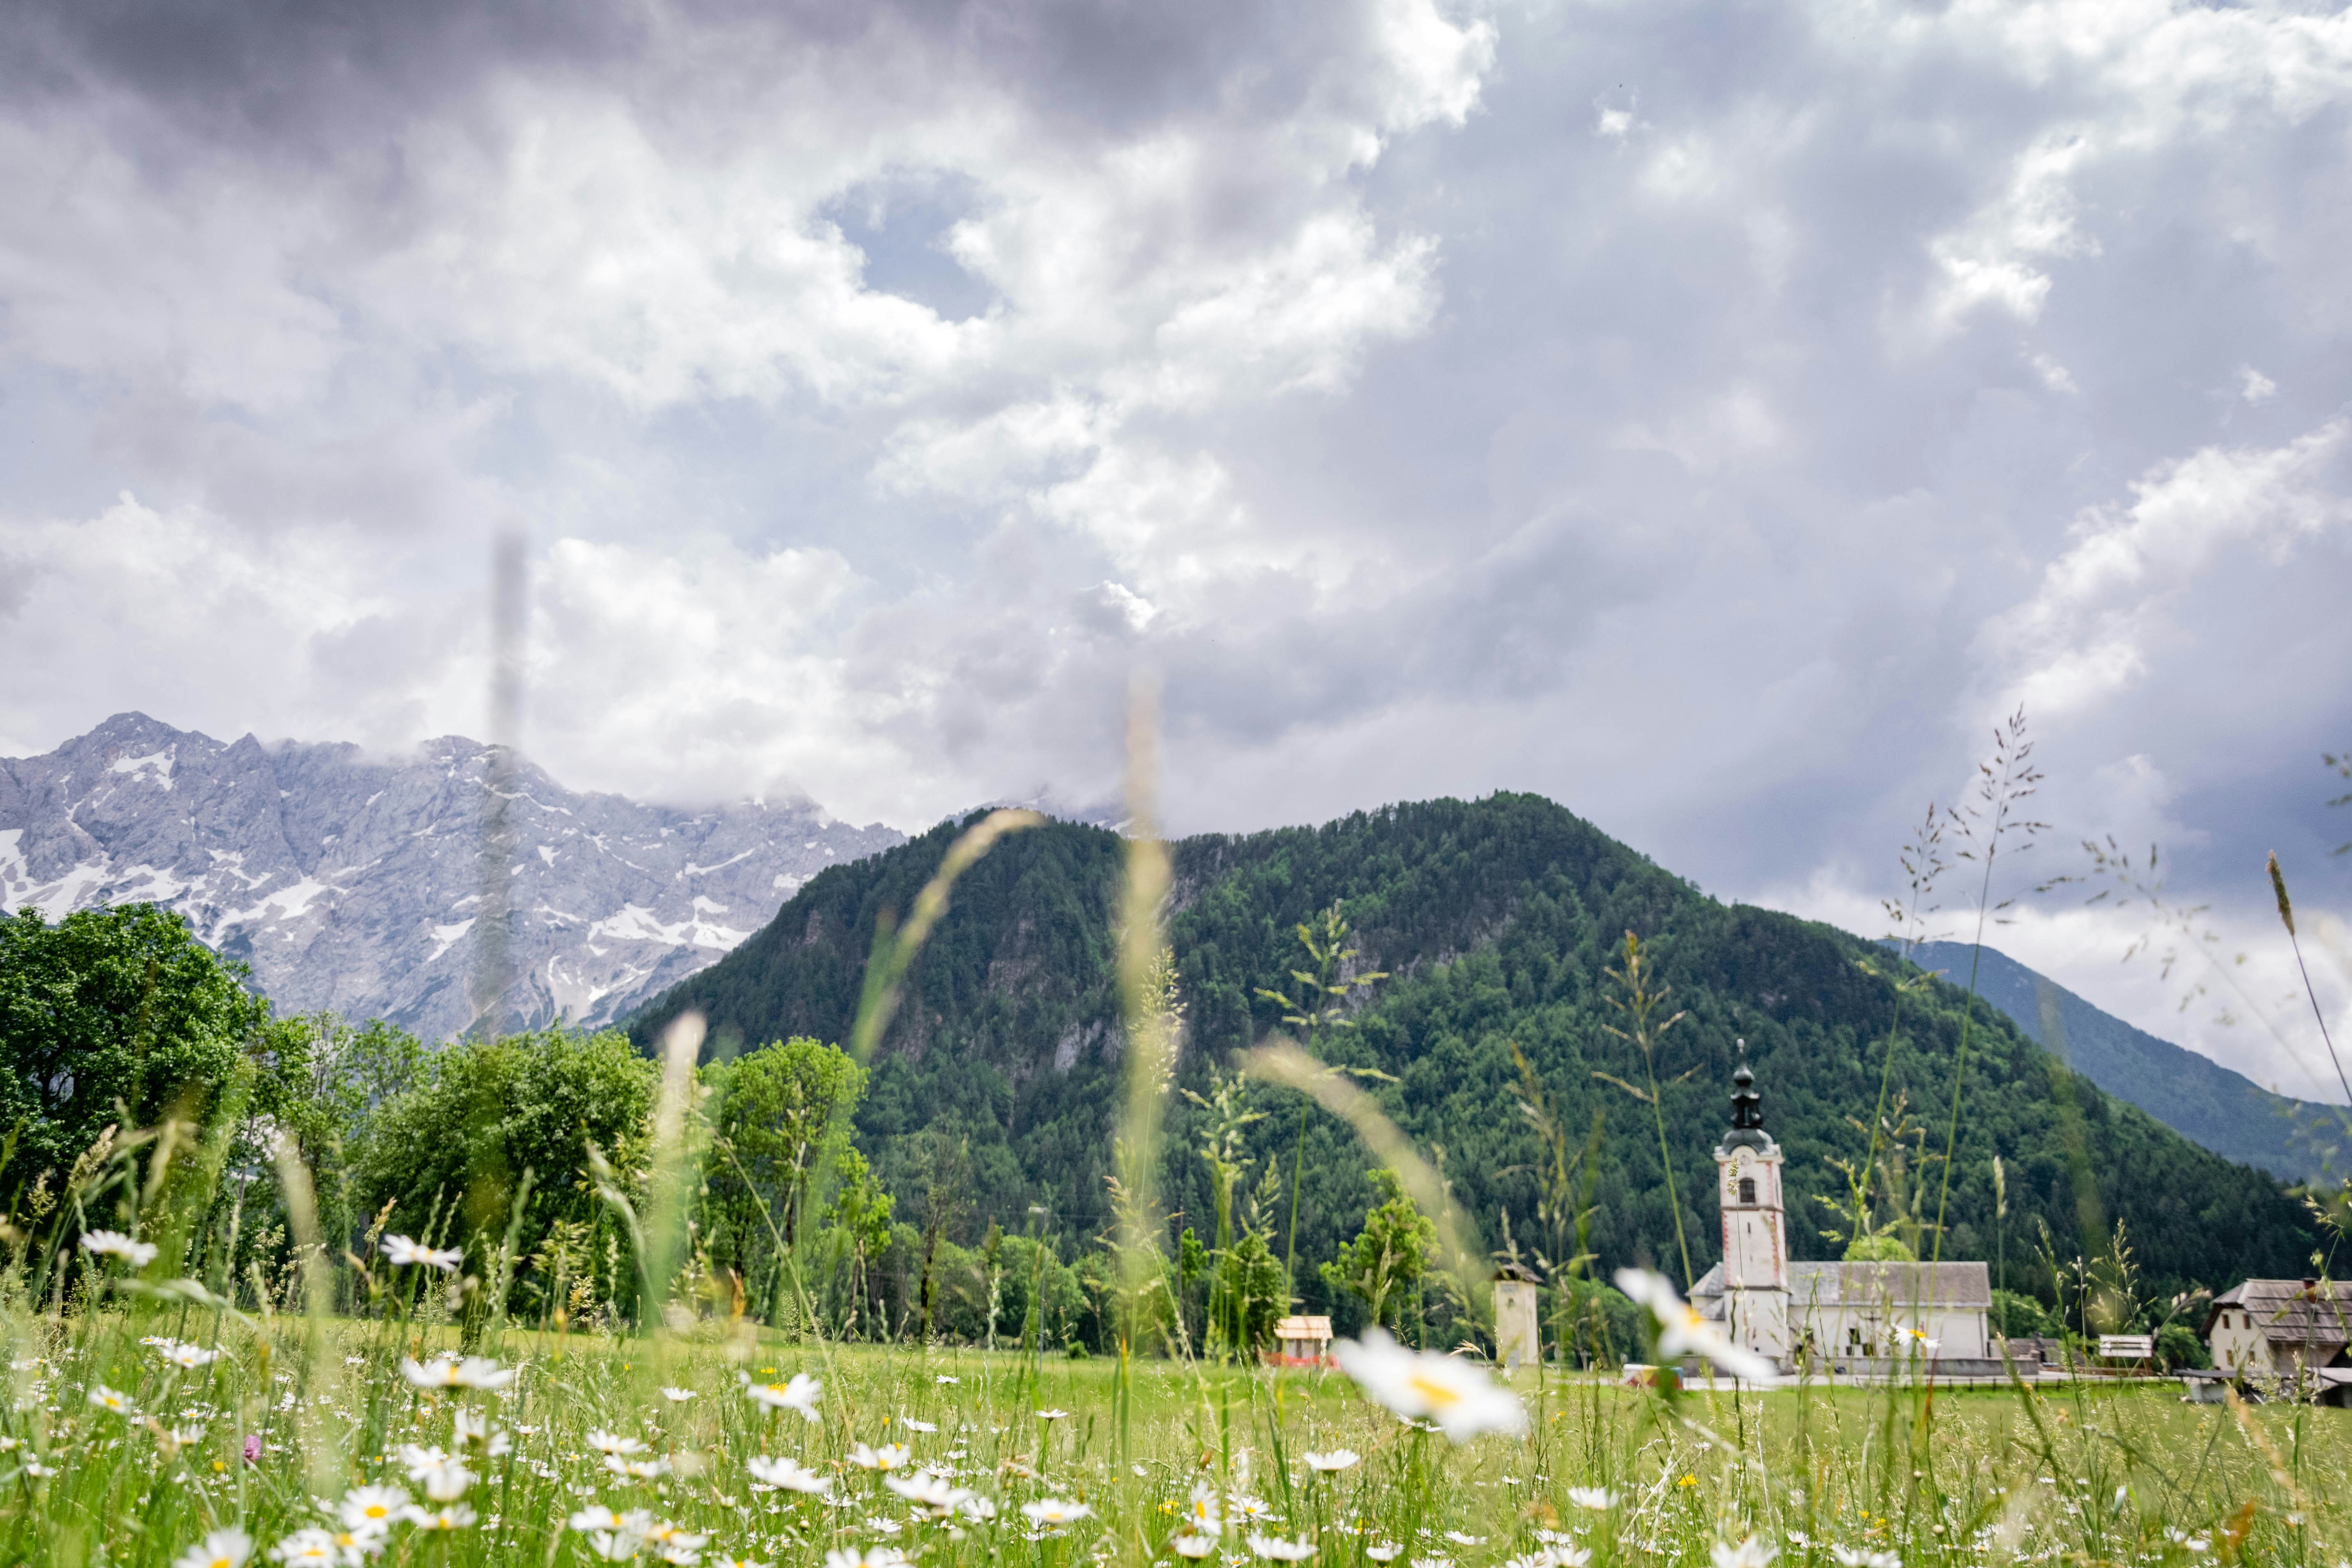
left=1906, top=941, right=2349, bottom=1182
left=633, top=794, right=2316, bottom=1306
left=0, top=713, right=901, bottom=1038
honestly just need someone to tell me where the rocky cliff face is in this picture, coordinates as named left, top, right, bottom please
left=0, top=713, right=903, bottom=1039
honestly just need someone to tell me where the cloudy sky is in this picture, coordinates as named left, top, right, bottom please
left=4, top=0, right=2350, bottom=1093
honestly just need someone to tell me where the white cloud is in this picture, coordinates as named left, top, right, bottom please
left=1981, top=419, right=2352, bottom=721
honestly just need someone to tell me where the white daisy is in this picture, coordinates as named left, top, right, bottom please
left=746, top=1456, right=830, bottom=1494
left=380, top=1235, right=463, bottom=1273
left=81, top=1230, right=159, bottom=1266
left=174, top=1529, right=254, bottom=1568
left=1331, top=1331, right=1528, bottom=1442
left=1614, top=1271, right=1778, bottom=1383
left=745, top=1373, right=822, bottom=1423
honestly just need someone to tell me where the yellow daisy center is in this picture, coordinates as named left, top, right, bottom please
left=1405, top=1373, right=1462, bottom=1409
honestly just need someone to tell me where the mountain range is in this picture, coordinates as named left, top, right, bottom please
left=0, top=713, right=902, bottom=1039
left=630, top=797, right=2317, bottom=1300
left=1904, top=940, right=2349, bottom=1183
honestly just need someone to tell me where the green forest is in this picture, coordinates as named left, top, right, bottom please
left=631, top=793, right=2319, bottom=1324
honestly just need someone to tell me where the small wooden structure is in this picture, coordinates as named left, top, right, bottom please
left=1271, top=1315, right=1334, bottom=1367
left=2097, top=1333, right=2156, bottom=1369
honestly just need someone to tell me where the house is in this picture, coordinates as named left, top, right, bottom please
left=2204, top=1279, right=2352, bottom=1399
left=1269, top=1314, right=1333, bottom=1367
left=1690, top=1059, right=1994, bottom=1375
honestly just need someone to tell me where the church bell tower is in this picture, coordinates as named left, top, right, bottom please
left=1716, top=1054, right=1791, bottom=1365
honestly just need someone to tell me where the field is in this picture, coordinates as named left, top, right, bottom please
left=11, top=1286, right=2348, bottom=1568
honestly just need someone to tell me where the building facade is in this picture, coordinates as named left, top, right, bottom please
left=2204, top=1280, right=2352, bottom=1379
left=1693, top=1058, right=1992, bottom=1373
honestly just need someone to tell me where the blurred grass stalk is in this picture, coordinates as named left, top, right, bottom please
left=1113, top=675, right=1174, bottom=1461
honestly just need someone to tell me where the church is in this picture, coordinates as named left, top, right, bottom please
left=1690, top=1060, right=1995, bottom=1374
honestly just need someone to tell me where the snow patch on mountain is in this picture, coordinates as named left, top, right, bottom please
left=0, top=713, right=904, bottom=1039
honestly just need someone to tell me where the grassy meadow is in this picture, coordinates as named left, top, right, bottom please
left=7, top=1289, right=2346, bottom=1568
left=12, top=729, right=2352, bottom=1568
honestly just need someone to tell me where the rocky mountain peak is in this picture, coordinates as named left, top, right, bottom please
left=0, top=715, right=904, bottom=1040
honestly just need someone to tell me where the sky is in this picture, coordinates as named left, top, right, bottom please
left=3, top=0, right=2350, bottom=1097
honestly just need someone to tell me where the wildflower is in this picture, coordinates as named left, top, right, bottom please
left=1332, top=1330, right=1528, bottom=1443
left=402, top=1505, right=478, bottom=1531
left=1832, top=1550, right=1898, bottom=1568
left=398, top=1445, right=476, bottom=1502
left=1900, top=1327, right=1941, bottom=1352
left=1022, top=1499, right=1093, bottom=1527
left=1183, top=1483, right=1224, bottom=1537
left=399, top=1355, right=515, bottom=1391
left=23, top=1460, right=56, bottom=1477
left=1445, top=1533, right=1486, bottom=1547
left=660, top=1387, right=697, bottom=1402
left=158, top=1341, right=224, bottom=1369
left=1250, top=1535, right=1317, bottom=1561
left=1711, top=1540, right=1777, bottom=1568
left=824, top=1550, right=906, bottom=1568
left=864, top=1518, right=904, bottom=1537
left=340, top=1486, right=410, bottom=1533
left=88, top=1384, right=138, bottom=1416
left=746, top=1456, right=830, bottom=1494
left=955, top=1494, right=999, bottom=1523
left=590, top=1430, right=652, bottom=1457
left=1302, top=1450, right=1360, bottom=1473
left=1614, top=1271, right=1777, bottom=1383
left=902, top=1417, right=938, bottom=1434
left=266, top=1530, right=348, bottom=1568
left=585, top=1536, right=643, bottom=1563
left=81, top=1230, right=159, bottom=1266
left=1566, top=1488, right=1616, bottom=1511
left=1174, top=1538, right=1218, bottom=1559
left=886, top=1470, right=959, bottom=1509
left=176, top=1529, right=255, bottom=1568
left=745, top=1373, right=822, bottom=1423
left=1366, top=1547, right=1403, bottom=1563
left=1035, top=1408, right=1070, bottom=1420
left=935, top=1376, right=959, bottom=1385
left=571, top=1507, right=630, bottom=1532
left=658, top=1547, right=703, bottom=1566
left=849, top=1442, right=911, bottom=1471
left=382, top=1236, right=463, bottom=1272
left=608, top=1455, right=672, bottom=1480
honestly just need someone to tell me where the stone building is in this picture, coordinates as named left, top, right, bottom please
left=2204, top=1278, right=2352, bottom=1398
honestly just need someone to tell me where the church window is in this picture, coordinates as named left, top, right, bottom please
left=1739, top=1177, right=1756, bottom=1204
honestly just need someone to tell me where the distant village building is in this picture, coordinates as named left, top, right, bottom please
left=1271, top=1315, right=1333, bottom=1367
left=2203, top=1279, right=2352, bottom=1400
left=1692, top=1060, right=1994, bottom=1374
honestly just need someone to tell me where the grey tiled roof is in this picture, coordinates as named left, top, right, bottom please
left=1691, top=1260, right=1992, bottom=1309
left=2205, top=1280, right=2352, bottom=1346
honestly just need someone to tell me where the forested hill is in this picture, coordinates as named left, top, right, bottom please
left=630, top=793, right=2315, bottom=1309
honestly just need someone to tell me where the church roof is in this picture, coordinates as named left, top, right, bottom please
left=1691, top=1260, right=1992, bottom=1310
